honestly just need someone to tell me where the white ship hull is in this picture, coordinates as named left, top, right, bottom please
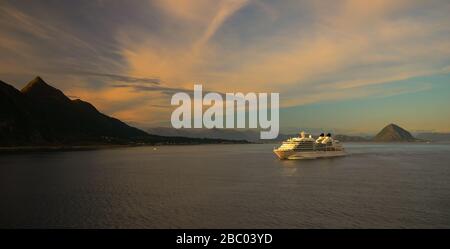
left=273, top=149, right=347, bottom=160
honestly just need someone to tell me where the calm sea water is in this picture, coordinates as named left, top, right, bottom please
left=1, top=143, right=450, bottom=228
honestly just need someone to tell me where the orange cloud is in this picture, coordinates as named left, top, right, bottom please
left=2, top=0, right=449, bottom=129
left=118, top=0, right=449, bottom=103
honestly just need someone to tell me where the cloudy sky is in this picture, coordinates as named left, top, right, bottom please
left=1, top=0, right=449, bottom=134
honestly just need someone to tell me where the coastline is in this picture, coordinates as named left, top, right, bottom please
left=0, top=140, right=251, bottom=154
left=0, top=144, right=132, bottom=154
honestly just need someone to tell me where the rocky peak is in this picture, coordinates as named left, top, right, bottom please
left=21, top=76, right=70, bottom=102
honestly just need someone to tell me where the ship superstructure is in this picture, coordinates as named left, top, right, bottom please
left=273, top=132, right=346, bottom=160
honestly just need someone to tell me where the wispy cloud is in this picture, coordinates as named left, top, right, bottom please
left=112, top=84, right=187, bottom=95
left=68, top=71, right=160, bottom=85
left=1, top=0, right=450, bottom=131
left=196, top=0, right=251, bottom=47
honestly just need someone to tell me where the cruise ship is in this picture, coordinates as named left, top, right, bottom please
left=273, top=132, right=346, bottom=160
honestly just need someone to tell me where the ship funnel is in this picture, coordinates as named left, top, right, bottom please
left=300, top=131, right=305, bottom=138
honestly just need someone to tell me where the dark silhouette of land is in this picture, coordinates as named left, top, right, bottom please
left=1, top=76, right=433, bottom=149
left=0, top=77, right=248, bottom=148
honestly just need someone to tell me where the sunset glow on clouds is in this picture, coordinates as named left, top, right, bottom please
left=1, top=0, right=449, bottom=133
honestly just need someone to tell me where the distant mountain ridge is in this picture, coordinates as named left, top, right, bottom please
left=334, top=134, right=371, bottom=142
left=147, top=127, right=372, bottom=142
left=148, top=124, right=424, bottom=143
left=0, top=77, right=245, bottom=146
left=414, top=132, right=450, bottom=142
left=147, top=127, right=263, bottom=142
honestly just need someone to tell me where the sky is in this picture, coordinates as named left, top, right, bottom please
left=1, top=0, right=449, bottom=134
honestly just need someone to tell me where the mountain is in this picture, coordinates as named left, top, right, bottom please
left=373, top=123, right=417, bottom=142
left=0, top=79, right=43, bottom=145
left=0, top=77, right=246, bottom=146
left=20, top=76, right=150, bottom=143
